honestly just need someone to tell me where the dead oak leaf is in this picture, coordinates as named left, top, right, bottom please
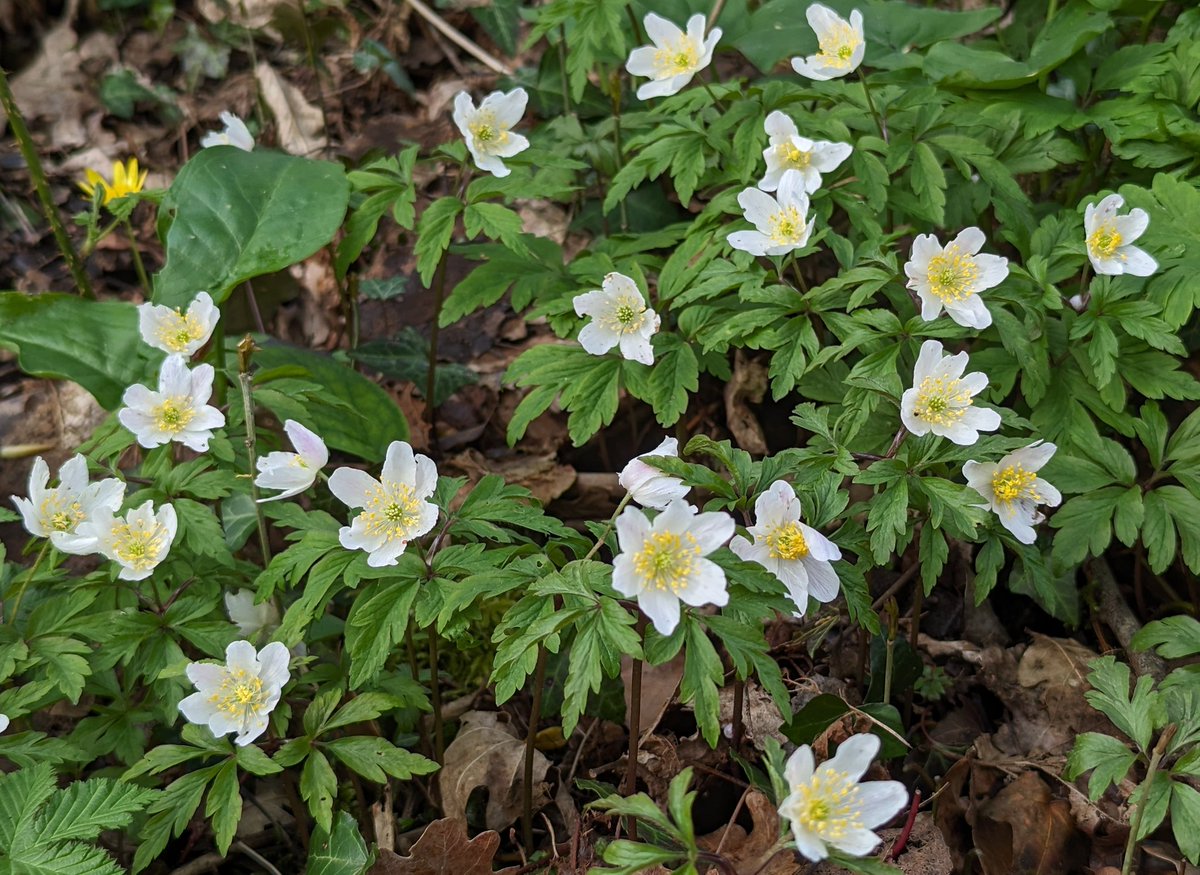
left=371, top=817, right=520, bottom=875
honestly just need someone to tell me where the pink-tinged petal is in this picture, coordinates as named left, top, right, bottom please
left=678, top=557, right=728, bottom=607
left=642, top=11, right=683, bottom=46
left=825, top=732, right=880, bottom=782
left=1120, top=245, right=1158, bottom=276
left=615, top=505, right=652, bottom=555
left=638, top=588, right=682, bottom=636
left=329, top=467, right=380, bottom=509
left=950, top=226, right=986, bottom=256
left=578, top=322, right=620, bottom=356
left=785, top=744, right=815, bottom=786
left=382, top=440, right=417, bottom=489
left=283, top=420, right=328, bottom=467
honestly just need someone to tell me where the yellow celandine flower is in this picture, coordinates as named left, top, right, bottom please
left=79, top=157, right=148, bottom=205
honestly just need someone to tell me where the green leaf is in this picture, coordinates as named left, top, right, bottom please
left=301, top=750, right=338, bottom=833
left=562, top=596, right=641, bottom=737
left=306, top=810, right=372, bottom=875
left=155, top=147, right=350, bottom=308
left=0, top=294, right=154, bottom=409
left=1171, top=782, right=1200, bottom=865
left=414, top=197, right=463, bottom=286
left=1083, top=655, right=1161, bottom=752
left=236, top=744, right=284, bottom=776
left=1064, top=732, right=1138, bottom=800
left=205, top=760, right=241, bottom=855
left=463, top=202, right=528, bottom=255
left=1133, top=615, right=1200, bottom=659
left=623, top=336, right=699, bottom=428
left=324, top=737, right=438, bottom=783
left=345, top=570, right=422, bottom=688
left=680, top=618, right=723, bottom=746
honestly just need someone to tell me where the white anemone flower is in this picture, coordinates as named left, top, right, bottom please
left=781, top=733, right=908, bottom=861
left=625, top=13, right=722, bottom=100
left=964, top=441, right=1062, bottom=544
left=728, top=171, right=813, bottom=257
left=200, top=112, right=254, bottom=151
left=452, top=88, right=530, bottom=178
left=255, top=420, right=328, bottom=503
left=119, top=356, right=225, bottom=452
left=611, top=499, right=734, bottom=636
left=137, top=291, right=219, bottom=357
left=329, top=440, right=439, bottom=567
left=224, top=590, right=281, bottom=640
left=1084, top=193, right=1157, bottom=277
left=178, top=640, right=290, bottom=746
left=900, top=340, right=1000, bottom=446
left=791, top=4, right=866, bottom=81
left=11, top=455, right=125, bottom=555
left=78, top=500, right=178, bottom=581
left=730, top=480, right=840, bottom=617
left=573, top=272, right=660, bottom=366
left=760, top=111, right=852, bottom=193
left=905, top=228, right=1008, bottom=330
left=618, top=437, right=689, bottom=510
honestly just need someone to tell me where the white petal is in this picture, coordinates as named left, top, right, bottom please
left=804, top=557, right=840, bottom=602
left=727, top=230, right=770, bottom=256
left=974, top=254, right=1009, bottom=290
left=678, top=557, right=729, bottom=607
left=916, top=288, right=943, bottom=322
left=764, top=110, right=797, bottom=140
left=1119, top=245, right=1158, bottom=276
left=329, top=467, right=380, bottom=509
left=578, top=322, right=620, bottom=356
left=911, top=340, right=945, bottom=384
left=618, top=332, right=655, bottom=365
left=825, top=732, right=880, bottom=782
left=856, top=780, right=910, bottom=828
left=257, top=642, right=291, bottom=689
left=283, top=420, right=328, bottom=467
left=642, top=12, right=683, bottom=46
left=1114, top=209, right=1149, bottom=243
left=625, top=46, right=659, bottom=77
left=950, top=226, right=986, bottom=256
left=688, top=511, right=735, bottom=554
left=791, top=824, right=829, bottom=861
left=638, top=588, right=682, bottom=636
left=615, top=505, right=652, bottom=554
left=382, top=441, right=417, bottom=489
left=483, top=88, right=527, bottom=128
left=785, top=744, right=815, bottom=786
left=738, top=187, right=782, bottom=231
left=830, top=827, right=884, bottom=856
left=946, top=294, right=992, bottom=330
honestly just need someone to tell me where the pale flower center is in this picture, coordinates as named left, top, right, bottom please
left=40, top=495, right=86, bottom=533
left=766, top=522, right=809, bottom=560
left=603, top=295, right=648, bottom=334
left=157, top=310, right=207, bottom=353
left=633, top=531, right=701, bottom=593
left=817, top=23, right=861, bottom=69
left=360, top=482, right=424, bottom=542
left=210, top=669, right=267, bottom=721
left=925, top=245, right=980, bottom=303
left=1088, top=223, right=1123, bottom=260
left=790, top=769, right=864, bottom=841
left=468, top=111, right=509, bottom=153
left=913, top=375, right=971, bottom=427
left=154, top=397, right=196, bottom=434
left=768, top=207, right=807, bottom=246
left=653, top=38, right=700, bottom=76
left=111, top=519, right=168, bottom=571
left=991, top=464, right=1041, bottom=504
left=776, top=142, right=812, bottom=169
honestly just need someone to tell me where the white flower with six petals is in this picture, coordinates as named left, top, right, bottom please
left=178, top=640, right=290, bottom=746
left=781, top=733, right=908, bottom=861
left=760, top=111, right=851, bottom=194
left=119, top=355, right=226, bottom=452
left=905, top=228, right=1008, bottom=329
left=1084, top=193, right=1157, bottom=277
left=78, top=500, right=178, bottom=581
left=11, top=455, right=125, bottom=554
left=200, top=112, right=254, bottom=151
left=728, top=171, right=813, bottom=257
left=574, top=273, right=660, bottom=366
left=255, top=420, right=329, bottom=503
left=964, top=441, right=1062, bottom=544
left=625, top=13, right=722, bottom=100
left=900, top=340, right=1000, bottom=445
left=612, top=499, right=734, bottom=635
left=730, top=480, right=841, bottom=616
left=329, top=440, right=440, bottom=567
left=618, top=437, right=690, bottom=510
left=790, top=4, right=865, bottom=81
left=452, top=88, right=530, bottom=178
left=137, top=291, right=219, bottom=357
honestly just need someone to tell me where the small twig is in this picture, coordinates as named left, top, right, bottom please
left=233, top=841, right=283, bottom=875
left=404, top=0, right=511, bottom=74
left=871, top=562, right=921, bottom=611
left=1087, top=557, right=1166, bottom=681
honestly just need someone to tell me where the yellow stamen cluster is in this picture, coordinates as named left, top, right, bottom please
left=768, top=207, right=807, bottom=246
left=111, top=519, right=169, bottom=572
left=1087, top=223, right=1123, bottom=260
left=991, top=464, right=1041, bottom=504
left=766, top=522, right=810, bottom=560
left=156, top=310, right=209, bottom=353
left=602, top=295, right=649, bottom=334
left=41, top=496, right=86, bottom=533
left=816, top=24, right=861, bottom=69
left=210, top=669, right=267, bottom=720
left=913, top=375, right=971, bottom=427
left=154, top=398, right=196, bottom=434
left=359, top=482, right=423, bottom=542
left=790, top=770, right=864, bottom=841
left=925, top=245, right=980, bottom=303
left=653, top=39, right=699, bottom=76
left=468, top=112, right=509, bottom=152
left=776, top=142, right=813, bottom=169
left=634, top=530, right=701, bottom=592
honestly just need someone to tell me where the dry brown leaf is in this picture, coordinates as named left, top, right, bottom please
left=621, top=652, right=684, bottom=740
left=718, top=680, right=786, bottom=751
left=443, top=448, right=576, bottom=506
left=723, top=351, right=768, bottom=455
left=370, top=817, right=520, bottom=875
left=437, top=711, right=550, bottom=832
left=254, top=62, right=327, bottom=155
left=974, top=771, right=1089, bottom=875
left=698, top=791, right=794, bottom=875
left=1017, top=634, right=1095, bottom=691
left=196, top=0, right=281, bottom=30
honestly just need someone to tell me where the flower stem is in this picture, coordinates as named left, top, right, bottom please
left=121, top=216, right=151, bottom=296
left=1122, top=724, right=1176, bottom=875
left=624, top=614, right=648, bottom=840
left=522, top=637, right=551, bottom=850
left=857, top=69, right=887, bottom=142
left=6, top=540, right=49, bottom=624
left=425, top=254, right=447, bottom=433
left=584, top=493, right=633, bottom=562
left=428, top=631, right=444, bottom=764
left=0, top=66, right=93, bottom=298
left=237, top=336, right=272, bottom=565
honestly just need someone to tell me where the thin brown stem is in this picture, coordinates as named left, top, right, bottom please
left=522, top=642, right=550, bottom=850
left=425, top=254, right=448, bottom=434
left=731, top=679, right=745, bottom=749
left=428, top=632, right=444, bottom=764
left=624, top=615, right=647, bottom=840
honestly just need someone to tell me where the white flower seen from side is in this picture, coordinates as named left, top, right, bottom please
left=137, top=291, right=220, bottom=356
left=200, top=112, right=254, bottom=151
left=573, top=272, right=660, bottom=366
left=618, top=437, right=689, bottom=510
left=119, top=355, right=226, bottom=452
left=964, top=440, right=1062, bottom=544
left=612, top=499, right=734, bottom=635
left=730, top=480, right=841, bottom=617
left=225, top=590, right=281, bottom=640
left=781, top=733, right=908, bottom=861
left=1084, top=193, right=1157, bottom=277
left=625, top=13, right=722, bottom=100
left=179, top=640, right=290, bottom=746
left=728, top=170, right=813, bottom=257
left=329, top=440, right=439, bottom=567
left=900, top=340, right=1000, bottom=446
left=11, top=454, right=125, bottom=555
left=760, top=111, right=851, bottom=194
left=791, top=4, right=865, bottom=81
left=77, top=500, right=178, bottom=581
left=255, top=420, right=329, bottom=503
left=452, top=88, right=530, bottom=178
left=905, top=228, right=1008, bottom=330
